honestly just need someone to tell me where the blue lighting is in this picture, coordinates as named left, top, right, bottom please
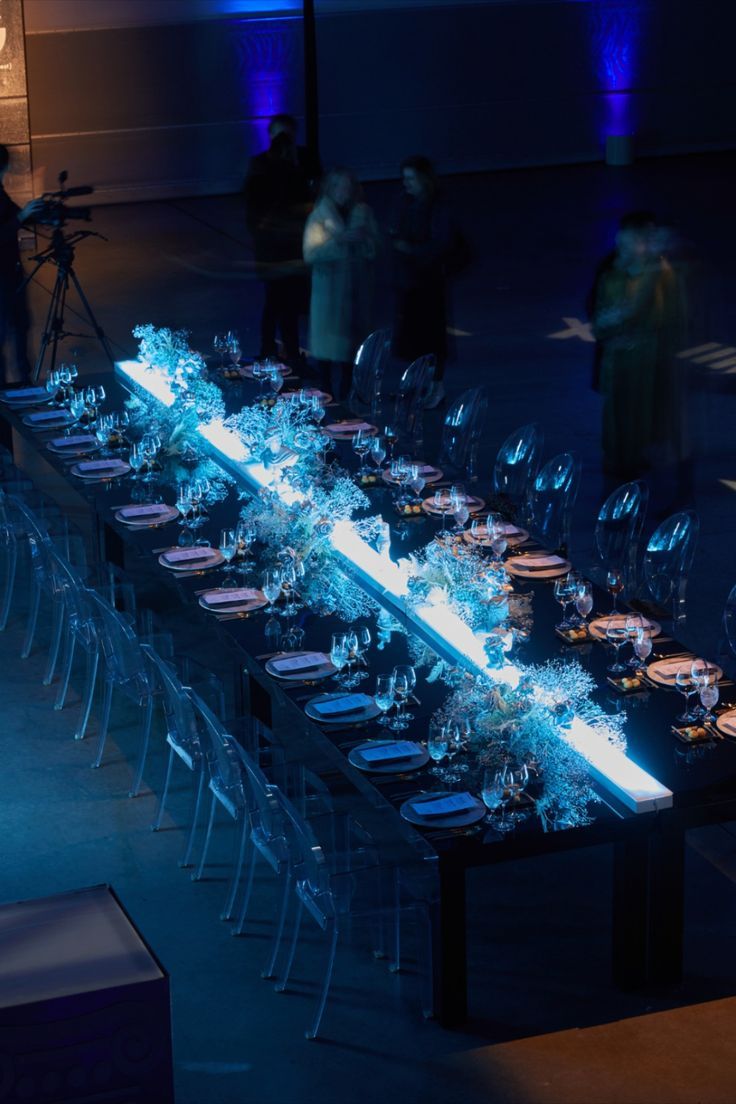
left=588, top=1, right=651, bottom=137
left=228, top=13, right=302, bottom=150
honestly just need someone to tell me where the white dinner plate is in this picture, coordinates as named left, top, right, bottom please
left=70, top=459, right=131, bottom=481
left=264, top=651, right=336, bottom=682
left=324, top=420, right=378, bottom=440
left=348, top=740, right=429, bottom=774
left=46, top=434, right=100, bottom=457
left=421, top=494, right=485, bottom=516
left=382, top=463, right=443, bottom=486
left=198, top=587, right=266, bottom=614
left=506, top=554, right=571, bottom=580
left=0, top=387, right=51, bottom=406
left=158, top=547, right=225, bottom=572
left=240, top=361, right=293, bottom=380
left=400, top=791, right=486, bottom=828
left=304, top=692, right=381, bottom=725
left=588, top=614, right=661, bottom=641
left=114, top=504, right=180, bottom=527
left=716, top=709, right=736, bottom=738
left=22, top=410, right=76, bottom=429
left=463, top=522, right=529, bottom=548
left=645, top=656, right=722, bottom=688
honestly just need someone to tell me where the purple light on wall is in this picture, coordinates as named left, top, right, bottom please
left=229, top=15, right=303, bottom=152
left=588, top=1, right=651, bottom=137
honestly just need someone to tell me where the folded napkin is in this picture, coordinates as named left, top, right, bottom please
left=359, top=741, right=419, bottom=764
left=119, top=504, right=170, bottom=519
left=311, top=693, right=373, bottom=718
left=410, top=792, right=477, bottom=818
left=652, top=657, right=694, bottom=680
left=719, top=714, right=736, bottom=735
left=163, top=547, right=216, bottom=564
left=271, top=652, right=327, bottom=674
left=513, top=554, right=567, bottom=570
left=202, top=588, right=261, bottom=606
left=50, top=434, right=97, bottom=448
left=327, top=421, right=373, bottom=433
left=77, top=459, right=124, bottom=473
left=27, top=410, right=70, bottom=422
left=2, top=387, right=48, bottom=401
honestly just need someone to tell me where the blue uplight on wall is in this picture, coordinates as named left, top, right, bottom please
left=229, top=13, right=304, bottom=152
left=587, top=1, right=652, bottom=138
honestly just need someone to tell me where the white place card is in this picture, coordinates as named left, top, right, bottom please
left=51, top=435, right=97, bottom=448
left=77, top=459, right=124, bottom=473
left=271, top=652, right=327, bottom=673
left=328, top=421, right=373, bottom=433
left=27, top=410, right=69, bottom=422
left=202, top=588, right=261, bottom=606
left=653, top=658, right=694, bottom=679
left=359, top=742, right=418, bottom=764
left=2, top=387, right=48, bottom=400
left=516, top=554, right=567, bottom=568
left=119, top=504, right=170, bottom=519
left=163, top=547, right=215, bottom=563
left=312, top=693, right=373, bottom=717
left=410, top=792, right=477, bottom=818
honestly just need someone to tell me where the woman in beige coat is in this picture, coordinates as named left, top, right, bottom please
left=303, top=168, right=379, bottom=400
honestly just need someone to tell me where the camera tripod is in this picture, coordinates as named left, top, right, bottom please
left=21, top=226, right=116, bottom=384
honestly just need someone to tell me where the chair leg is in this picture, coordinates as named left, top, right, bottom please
left=152, top=745, right=175, bottom=832
left=180, top=767, right=206, bottom=869
left=43, top=599, right=65, bottom=685
left=0, top=541, right=17, bottom=630
left=55, top=629, right=76, bottom=710
left=21, top=581, right=40, bottom=659
left=231, top=840, right=256, bottom=936
left=262, top=869, right=293, bottom=980
left=192, top=792, right=217, bottom=881
left=305, top=919, right=339, bottom=1040
left=75, top=647, right=99, bottom=740
left=275, top=899, right=303, bottom=992
left=221, top=813, right=249, bottom=921
left=128, top=695, right=154, bottom=798
left=91, top=680, right=113, bottom=768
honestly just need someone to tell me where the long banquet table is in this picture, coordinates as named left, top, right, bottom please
left=4, top=366, right=736, bottom=1028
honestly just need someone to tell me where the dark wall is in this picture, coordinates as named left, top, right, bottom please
left=22, top=1, right=736, bottom=202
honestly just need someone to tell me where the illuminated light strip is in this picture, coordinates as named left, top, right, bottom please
left=116, top=360, right=673, bottom=813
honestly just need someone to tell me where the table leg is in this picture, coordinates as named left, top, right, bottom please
left=433, top=861, right=467, bottom=1027
left=612, top=835, right=650, bottom=989
left=647, top=826, right=684, bottom=984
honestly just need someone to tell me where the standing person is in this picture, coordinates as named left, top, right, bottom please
left=592, top=214, right=663, bottom=479
left=244, top=114, right=314, bottom=371
left=303, top=168, right=379, bottom=402
left=390, top=155, right=457, bottom=409
left=0, top=145, right=44, bottom=385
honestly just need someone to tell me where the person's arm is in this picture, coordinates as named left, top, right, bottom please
left=303, top=214, right=348, bottom=265
left=0, top=194, right=43, bottom=247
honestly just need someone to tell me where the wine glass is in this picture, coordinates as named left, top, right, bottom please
left=691, top=658, right=719, bottom=718
left=369, top=437, right=386, bottom=470
left=501, top=762, right=530, bottom=824
left=574, top=580, right=594, bottom=624
left=606, top=567, right=624, bottom=614
left=383, top=424, right=398, bottom=460
left=470, top=516, right=488, bottom=544
left=433, top=487, right=451, bottom=530
left=675, top=664, right=698, bottom=723
left=452, top=499, right=470, bottom=534
left=352, top=430, right=370, bottom=477
left=374, top=674, right=395, bottom=726
left=235, top=519, right=256, bottom=574
left=350, top=625, right=371, bottom=683
left=700, top=682, right=720, bottom=724
left=129, top=442, right=146, bottom=480
left=427, top=721, right=450, bottom=778
left=624, top=613, right=644, bottom=668
left=553, top=575, right=576, bottom=629
left=330, top=632, right=350, bottom=687
left=213, top=333, right=227, bottom=367
left=219, top=528, right=237, bottom=575
left=632, top=628, right=653, bottom=672
left=45, top=369, right=61, bottom=404
left=279, top=561, right=298, bottom=617
left=267, top=366, right=284, bottom=397
left=481, top=767, right=509, bottom=826
left=262, top=569, right=282, bottom=614
left=606, top=622, right=628, bottom=674
left=225, top=330, right=241, bottom=367
left=488, top=515, right=508, bottom=560
left=69, top=392, right=86, bottom=423
left=390, top=664, right=416, bottom=730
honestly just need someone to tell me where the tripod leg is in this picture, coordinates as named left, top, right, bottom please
left=32, top=270, right=69, bottom=384
left=67, top=269, right=116, bottom=368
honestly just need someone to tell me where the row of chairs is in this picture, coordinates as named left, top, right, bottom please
left=0, top=481, right=434, bottom=1040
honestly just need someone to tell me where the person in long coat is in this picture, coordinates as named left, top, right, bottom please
left=303, top=168, right=379, bottom=401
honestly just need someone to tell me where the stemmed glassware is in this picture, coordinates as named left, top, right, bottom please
left=129, top=442, right=146, bottom=480
left=352, top=429, right=371, bottom=477
left=374, top=674, right=395, bottom=726
left=213, top=333, right=228, bottom=367
left=487, top=514, right=508, bottom=560
left=235, top=519, right=256, bottom=575
left=481, top=768, right=510, bottom=828
left=699, top=681, right=720, bottom=725
left=574, top=579, right=594, bottom=625
left=383, top=424, right=398, bottom=460
left=45, top=369, right=61, bottom=405
left=691, top=658, right=719, bottom=720
left=501, top=762, right=530, bottom=824
left=262, top=569, right=282, bottom=614
left=369, top=437, right=386, bottom=471
left=606, top=567, right=624, bottom=614
left=219, top=528, right=238, bottom=576
left=432, top=487, right=451, bottom=530
left=389, top=664, right=416, bottom=730
left=451, top=492, right=470, bottom=534
left=427, top=721, right=450, bottom=778
left=632, top=628, right=653, bottom=672
left=553, top=575, right=577, bottom=629
left=225, top=330, right=241, bottom=368
left=674, top=664, right=698, bottom=723
left=606, top=621, right=629, bottom=674
left=330, top=633, right=350, bottom=686
left=267, top=365, right=284, bottom=399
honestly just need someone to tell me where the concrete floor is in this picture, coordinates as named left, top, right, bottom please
left=5, top=152, right=736, bottom=1102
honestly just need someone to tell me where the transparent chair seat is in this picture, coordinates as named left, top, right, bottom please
left=392, top=354, right=434, bottom=452
left=643, top=509, right=699, bottom=627
left=492, top=423, right=544, bottom=517
left=439, top=387, right=487, bottom=482
left=350, top=329, right=391, bottom=419
left=529, top=452, right=581, bottom=552
left=594, top=480, right=649, bottom=589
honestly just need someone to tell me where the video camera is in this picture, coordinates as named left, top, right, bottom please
left=37, top=170, right=94, bottom=227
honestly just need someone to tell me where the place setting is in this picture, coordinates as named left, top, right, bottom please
left=347, top=738, right=430, bottom=774
left=114, top=502, right=180, bottom=528
left=0, top=386, right=53, bottom=408
left=22, top=408, right=78, bottom=431
left=264, top=651, right=337, bottom=682
left=505, top=551, right=572, bottom=580
left=46, top=432, right=100, bottom=457
left=197, top=586, right=267, bottom=617
left=70, top=456, right=132, bottom=481
left=303, top=691, right=383, bottom=726
left=421, top=487, right=485, bottom=518
left=157, top=545, right=226, bottom=573
left=463, top=518, right=529, bottom=548
left=324, top=418, right=378, bottom=441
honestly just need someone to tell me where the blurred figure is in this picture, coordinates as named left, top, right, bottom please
left=0, top=144, right=44, bottom=385
left=244, top=114, right=314, bottom=370
left=592, top=212, right=663, bottom=478
left=390, top=155, right=461, bottom=410
left=303, top=168, right=379, bottom=401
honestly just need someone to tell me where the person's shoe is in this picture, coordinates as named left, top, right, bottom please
left=424, top=381, right=446, bottom=409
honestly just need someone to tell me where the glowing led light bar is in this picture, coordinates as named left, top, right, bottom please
left=115, top=359, right=673, bottom=813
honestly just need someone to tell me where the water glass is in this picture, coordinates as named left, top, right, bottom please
left=574, top=580, right=594, bottom=623
left=262, top=569, right=282, bottom=613
left=606, top=622, right=628, bottom=674
left=330, top=632, right=350, bottom=685
left=675, top=664, right=698, bottom=723
left=427, top=721, right=449, bottom=776
left=219, top=528, right=237, bottom=574
left=700, top=683, right=719, bottom=724
left=375, top=673, right=395, bottom=726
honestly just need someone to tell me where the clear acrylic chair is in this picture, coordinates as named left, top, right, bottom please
left=349, top=329, right=391, bottom=419
left=85, top=590, right=158, bottom=789
left=642, top=509, right=699, bottom=627
left=528, top=452, right=581, bottom=552
left=392, top=354, right=435, bottom=453
left=492, top=423, right=544, bottom=519
left=142, top=646, right=207, bottom=870
left=594, top=480, right=649, bottom=591
left=720, top=583, right=736, bottom=672
left=51, top=552, right=100, bottom=743
left=439, top=387, right=488, bottom=482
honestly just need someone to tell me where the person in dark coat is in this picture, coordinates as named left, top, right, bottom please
left=0, top=145, right=44, bottom=385
left=243, top=115, right=315, bottom=370
left=389, top=155, right=455, bottom=409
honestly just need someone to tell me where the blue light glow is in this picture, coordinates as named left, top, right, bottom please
left=588, top=1, right=650, bottom=138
